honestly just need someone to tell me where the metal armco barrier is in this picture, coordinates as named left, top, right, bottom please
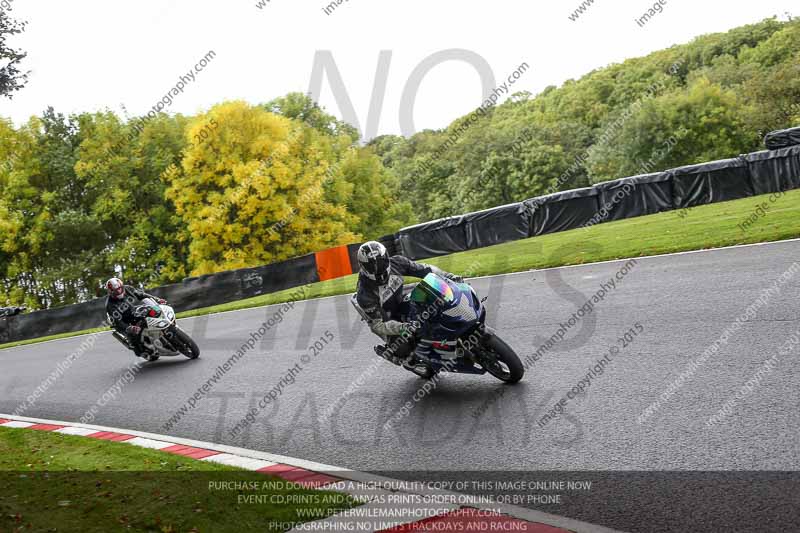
left=3, top=143, right=800, bottom=344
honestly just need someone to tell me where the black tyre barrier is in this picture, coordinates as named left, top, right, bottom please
left=0, top=254, right=320, bottom=345
left=4, top=145, right=800, bottom=346
left=378, top=233, right=401, bottom=257
left=669, top=157, right=753, bottom=209
left=153, top=253, right=320, bottom=312
left=525, top=186, right=601, bottom=236
left=594, top=172, right=673, bottom=223
left=398, top=216, right=469, bottom=260
left=765, top=126, right=800, bottom=151
left=0, top=299, right=107, bottom=345
left=463, top=202, right=531, bottom=251
left=744, top=146, right=800, bottom=195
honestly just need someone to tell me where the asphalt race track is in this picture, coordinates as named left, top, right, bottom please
left=3, top=240, right=800, bottom=532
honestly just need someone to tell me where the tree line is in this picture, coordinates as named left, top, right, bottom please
left=0, top=17, right=798, bottom=309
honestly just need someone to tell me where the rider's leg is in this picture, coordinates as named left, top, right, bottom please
left=378, top=334, right=416, bottom=363
left=126, top=331, right=146, bottom=357
left=391, top=337, right=415, bottom=360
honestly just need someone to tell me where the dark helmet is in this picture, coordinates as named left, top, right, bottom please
left=357, top=241, right=391, bottom=285
left=106, top=277, right=125, bottom=300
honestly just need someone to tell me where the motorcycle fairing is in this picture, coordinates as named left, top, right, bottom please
left=411, top=274, right=486, bottom=371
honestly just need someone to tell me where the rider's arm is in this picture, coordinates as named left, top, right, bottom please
left=391, top=255, right=462, bottom=281
left=132, top=287, right=161, bottom=301
left=106, top=302, right=127, bottom=333
left=370, top=318, right=407, bottom=338
left=358, top=300, right=407, bottom=337
left=355, top=286, right=407, bottom=340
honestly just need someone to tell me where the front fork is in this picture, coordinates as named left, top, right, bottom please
left=160, top=325, right=182, bottom=352
left=456, top=323, right=492, bottom=362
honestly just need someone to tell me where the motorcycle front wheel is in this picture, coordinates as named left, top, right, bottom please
left=170, top=326, right=200, bottom=359
left=480, top=334, right=524, bottom=384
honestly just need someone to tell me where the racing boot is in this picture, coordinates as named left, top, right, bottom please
left=374, top=345, right=402, bottom=366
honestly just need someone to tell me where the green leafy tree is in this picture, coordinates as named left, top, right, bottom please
left=337, top=147, right=414, bottom=238
left=586, top=78, right=756, bottom=181
left=264, top=92, right=359, bottom=141
left=164, top=101, right=359, bottom=275
left=0, top=10, right=28, bottom=98
left=74, top=111, right=189, bottom=288
left=0, top=108, right=89, bottom=307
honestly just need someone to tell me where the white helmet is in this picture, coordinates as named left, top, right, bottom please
left=106, top=277, right=125, bottom=300
left=357, top=241, right=390, bottom=284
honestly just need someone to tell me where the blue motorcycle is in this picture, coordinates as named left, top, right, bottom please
left=352, top=273, right=524, bottom=384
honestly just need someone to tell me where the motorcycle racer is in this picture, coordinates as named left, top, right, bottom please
left=105, top=277, right=166, bottom=359
left=355, top=241, right=462, bottom=364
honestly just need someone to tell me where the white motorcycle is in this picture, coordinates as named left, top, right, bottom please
left=109, top=298, right=200, bottom=361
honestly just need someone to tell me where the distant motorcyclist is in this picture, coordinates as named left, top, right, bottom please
left=105, top=277, right=166, bottom=358
left=355, top=241, right=462, bottom=364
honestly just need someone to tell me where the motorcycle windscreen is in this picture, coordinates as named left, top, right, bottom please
left=135, top=304, right=162, bottom=319
left=410, top=273, right=456, bottom=306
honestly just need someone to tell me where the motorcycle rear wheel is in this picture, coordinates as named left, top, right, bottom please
left=481, top=334, right=524, bottom=384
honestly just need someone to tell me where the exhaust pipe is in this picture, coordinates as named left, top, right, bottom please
left=111, top=331, right=130, bottom=348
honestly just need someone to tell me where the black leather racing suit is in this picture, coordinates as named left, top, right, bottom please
left=105, top=286, right=159, bottom=355
left=356, top=256, right=460, bottom=359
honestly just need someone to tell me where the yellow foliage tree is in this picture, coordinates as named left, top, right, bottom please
left=164, top=101, right=360, bottom=276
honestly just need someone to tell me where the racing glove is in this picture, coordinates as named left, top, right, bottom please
left=402, top=321, right=422, bottom=337
left=157, top=298, right=167, bottom=305
left=126, top=325, right=141, bottom=336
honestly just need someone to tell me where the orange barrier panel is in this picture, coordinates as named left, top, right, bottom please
left=315, top=245, right=353, bottom=282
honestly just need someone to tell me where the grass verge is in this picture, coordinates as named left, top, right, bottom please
left=0, top=427, right=357, bottom=532
left=3, top=189, right=799, bottom=350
